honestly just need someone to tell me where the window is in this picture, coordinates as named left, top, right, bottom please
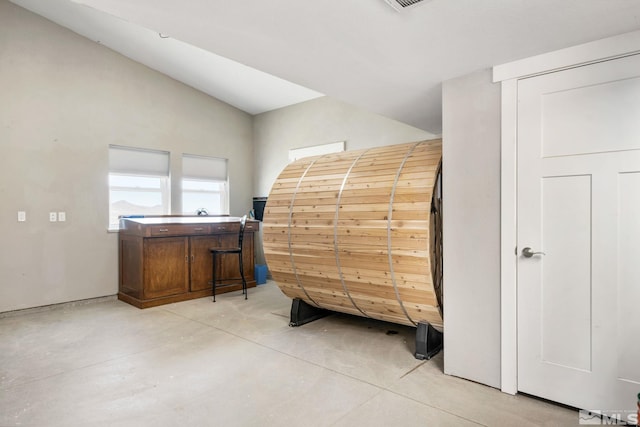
left=288, top=141, right=344, bottom=162
left=182, top=154, right=228, bottom=215
left=108, top=146, right=170, bottom=229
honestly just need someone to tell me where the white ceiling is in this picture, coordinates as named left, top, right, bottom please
left=11, top=0, right=640, bottom=134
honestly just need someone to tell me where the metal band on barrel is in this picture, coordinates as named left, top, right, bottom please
left=334, top=150, right=371, bottom=318
left=387, top=142, right=423, bottom=326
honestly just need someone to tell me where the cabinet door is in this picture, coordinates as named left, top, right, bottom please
left=143, top=237, right=189, bottom=299
left=189, top=235, right=221, bottom=292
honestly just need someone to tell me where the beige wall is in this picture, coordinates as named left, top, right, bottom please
left=0, top=2, right=253, bottom=312
left=252, top=96, right=436, bottom=197
left=442, top=68, right=501, bottom=388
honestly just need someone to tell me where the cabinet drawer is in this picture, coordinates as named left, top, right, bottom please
left=211, top=223, right=239, bottom=233
left=150, top=224, right=211, bottom=236
left=244, top=221, right=259, bottom=232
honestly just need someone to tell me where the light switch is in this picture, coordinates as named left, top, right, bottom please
left=58, top=212, right=66, bottom=222
left=49, top=212, right=57, bottom=222
left=18, top=211, right=26, bottom=222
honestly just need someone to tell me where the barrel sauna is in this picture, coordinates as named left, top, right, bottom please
left=263, top=139, right=443, bottom=330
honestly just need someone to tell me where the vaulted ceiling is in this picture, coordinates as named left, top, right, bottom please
left=11, top=0, right=640, bottom=134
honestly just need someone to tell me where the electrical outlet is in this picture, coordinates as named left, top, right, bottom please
left=58, top=212, right=66, bottom=222
left=18, top=211, right=26, bottom=222
left=49, top=212, right=57, bottom=222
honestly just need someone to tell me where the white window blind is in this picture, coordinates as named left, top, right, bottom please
left=288, top=141, right=344, bottom=162
left=182, top=154, right=227, bottom=181
left=109, top=145, right=169, bottom=176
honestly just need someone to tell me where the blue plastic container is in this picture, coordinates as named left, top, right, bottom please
left=255, top=264, right=268, bottom=285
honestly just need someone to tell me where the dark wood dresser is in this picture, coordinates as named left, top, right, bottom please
left=118, top=216, right=258, bottom=308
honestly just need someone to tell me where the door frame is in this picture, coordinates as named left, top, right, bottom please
left=492, top=30, right=640, bottom=395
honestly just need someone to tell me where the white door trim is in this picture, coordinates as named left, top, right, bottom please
left=494, top=29, right=640, bottom=395
left=499, top=78, right=518, bottom=395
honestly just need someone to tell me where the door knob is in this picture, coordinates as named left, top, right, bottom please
left=522, top=247, right=545, bottom=258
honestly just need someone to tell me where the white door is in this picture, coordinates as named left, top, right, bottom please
left=517, top=53, right=640, bottom=416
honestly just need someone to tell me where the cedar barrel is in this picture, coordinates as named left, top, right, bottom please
left=263, top=140, right=443, bottom=330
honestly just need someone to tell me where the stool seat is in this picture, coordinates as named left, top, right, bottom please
left=210, top=215, right=248, bottom=302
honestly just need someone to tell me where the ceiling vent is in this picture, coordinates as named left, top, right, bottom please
left=383, top=0, right=429, bottom=12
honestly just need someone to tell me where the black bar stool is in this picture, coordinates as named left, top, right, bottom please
left=210, top=215, right=247, bottom=302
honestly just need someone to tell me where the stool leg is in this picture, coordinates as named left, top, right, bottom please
left=212, top=252, right=217, bottom=302
left=239, top=252, right=247, bottom=300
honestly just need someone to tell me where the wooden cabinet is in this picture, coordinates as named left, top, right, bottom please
left=144, top=236, right=189, bottom=299
left=118, top=216, right=258, bottom=308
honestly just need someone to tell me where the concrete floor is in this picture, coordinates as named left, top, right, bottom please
left=0, top=281, right=577, bottom=426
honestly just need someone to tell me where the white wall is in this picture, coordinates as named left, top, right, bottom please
left=442, top=69, right=502, bottom=388
left=0, top=2, right=253, bottom=312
